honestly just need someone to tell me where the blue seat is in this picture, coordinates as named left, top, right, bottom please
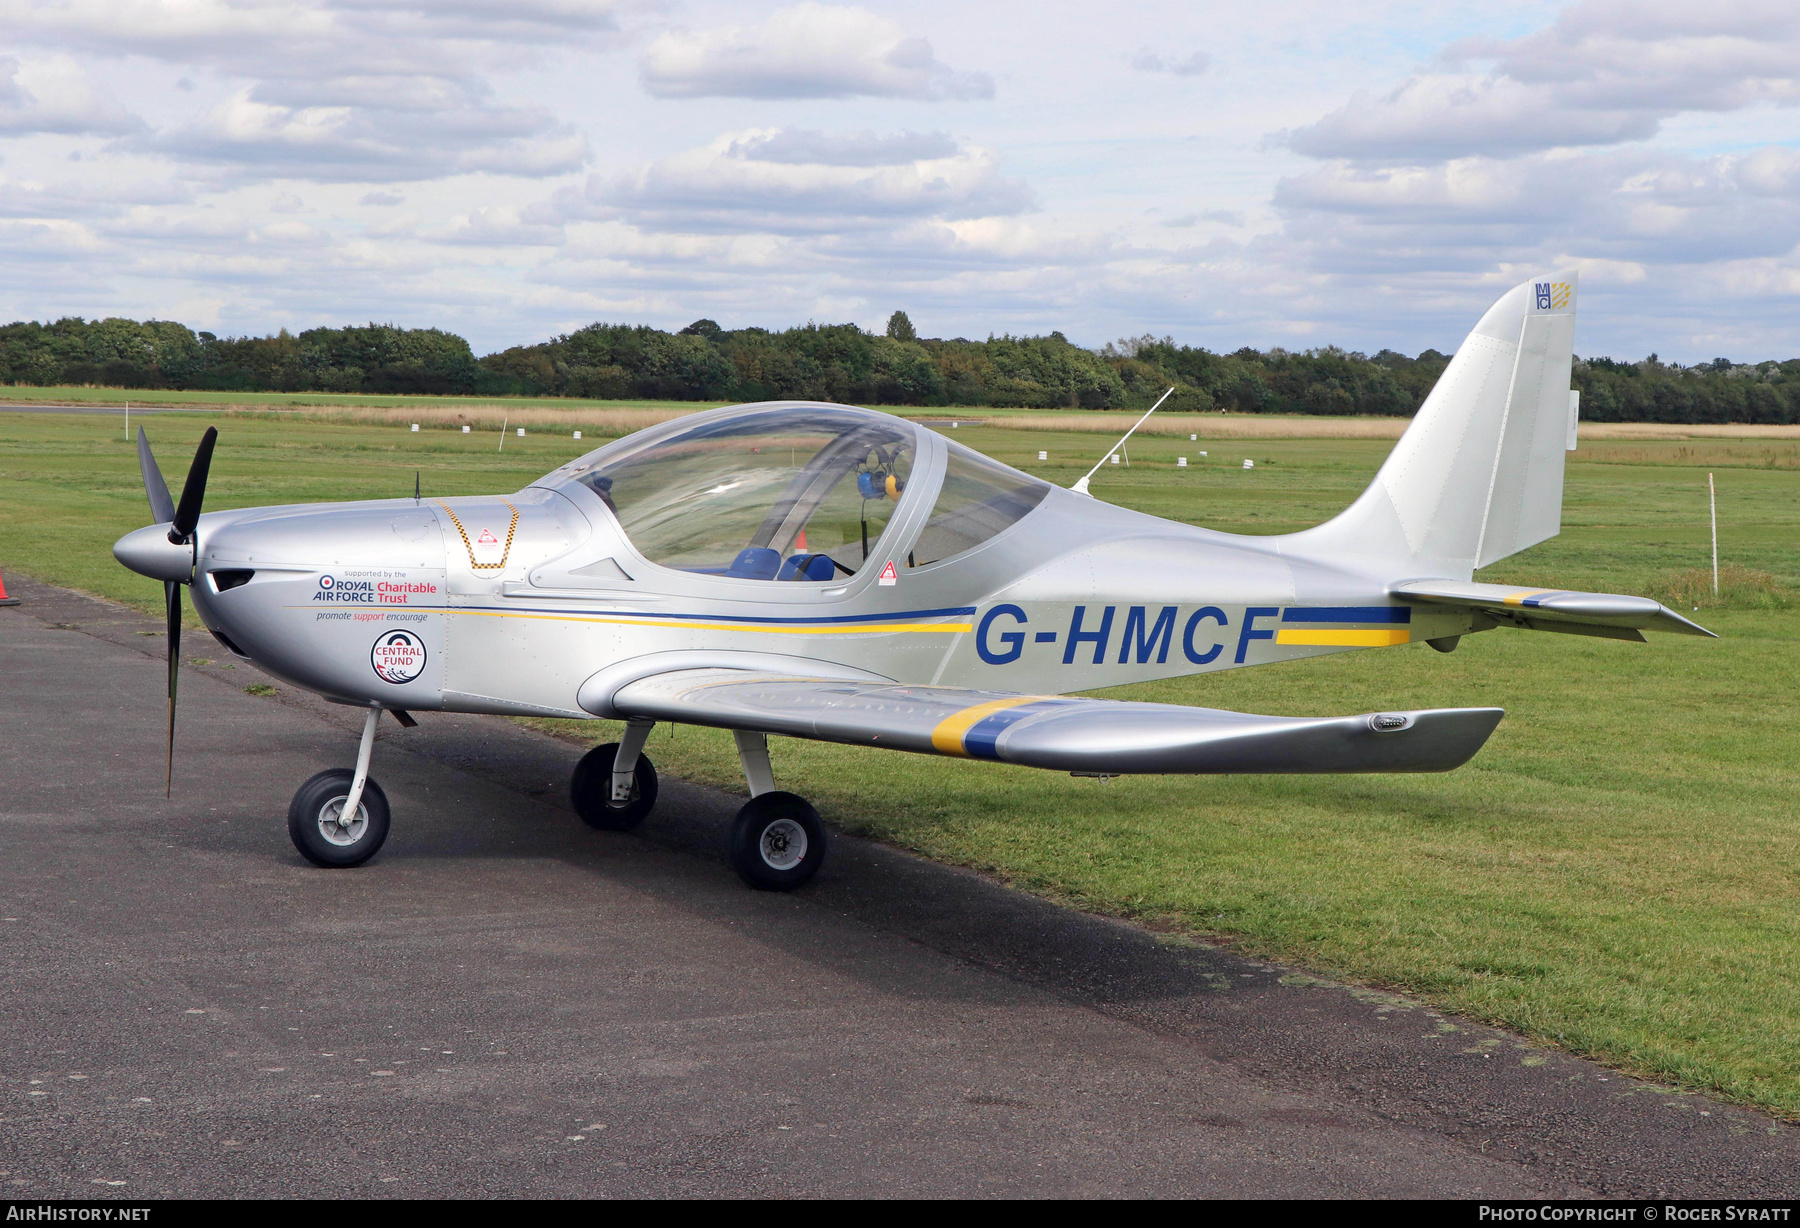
left=777, top=553, right=837, bottom=581
left=726, top=547, right=781, bottom=580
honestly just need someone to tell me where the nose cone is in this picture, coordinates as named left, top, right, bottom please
left=114, top=523, right=193, bottom=583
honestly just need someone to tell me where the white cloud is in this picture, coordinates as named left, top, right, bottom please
left=436, top=204, right=563, bottom=245
left=543, top=127, right=1032, bottom=235
left=1283, top=74, right=1658, bottom=161
left=638, top=3, right=993, bottom=101
left=0, top=0, right=618, bottom=61
left=0, top=0, right=608, bottom=183
left=0, top=172, right=189, bottom=218
left=1452, top=0, right=1800, bottom=111
left=147, top=88, right=588, bottom=183
left=0, top=56, right=141, bottom=136
left=1129, top=49, right=1210, bottom=77
left=1284, top=0, right=1800, bottom=161
left=1270, top=145, right=1800, bottom=286
left=730, top=129, right=959, bottom=166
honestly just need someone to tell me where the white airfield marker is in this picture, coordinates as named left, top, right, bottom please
left=1710, top=472, right=1719, bottom=595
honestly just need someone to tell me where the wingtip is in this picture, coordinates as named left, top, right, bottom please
left=1655, top=603, right=1719, bottom=638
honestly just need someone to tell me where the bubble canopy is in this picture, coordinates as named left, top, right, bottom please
left=543, top=402, right=1053, bottom=582
left=547, top=404, right=920, bottom=580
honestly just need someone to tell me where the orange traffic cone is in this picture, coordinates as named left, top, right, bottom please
left=0, top=567, right=18, bottom=607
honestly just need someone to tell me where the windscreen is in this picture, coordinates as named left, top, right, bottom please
left=909, top=442, right=1050, bottom=567
left=571, top=407, right=916, bottom=580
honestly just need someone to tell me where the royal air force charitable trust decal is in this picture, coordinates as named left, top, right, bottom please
left=312, top=573, right=440, bottom=604
left=371, top=629, right=427, bottom=685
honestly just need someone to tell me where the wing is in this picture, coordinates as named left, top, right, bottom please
left=1392, top=579, right=1715, bottom=640
left=609, top=669, right=1504, bottom=775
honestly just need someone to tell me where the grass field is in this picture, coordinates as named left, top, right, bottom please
left=5, top=408, right=1799, bottom=1118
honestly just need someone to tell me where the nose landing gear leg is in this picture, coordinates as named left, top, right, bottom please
left=726, top=730, right=826, bottom=892
left=289, top=707, right=391, bottom=867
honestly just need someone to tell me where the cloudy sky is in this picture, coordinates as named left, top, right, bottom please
left=1, top=0, right=1796, bottom=360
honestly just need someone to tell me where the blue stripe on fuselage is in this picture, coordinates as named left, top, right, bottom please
left=1281, top=606, right=1411, bottom=623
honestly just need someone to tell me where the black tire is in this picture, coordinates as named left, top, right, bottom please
left=571, top=742, right=659, bottom=831
left=288, top=768, right=390, bottom=868
left=727, top=792, right=827, bottom=891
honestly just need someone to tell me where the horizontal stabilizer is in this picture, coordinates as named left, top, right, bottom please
left=1391, top=579, right=1715, bottom=638
left=611, top=669, right=1504, bottom=775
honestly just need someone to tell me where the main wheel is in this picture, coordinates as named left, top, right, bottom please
left=288, top=768, right=390, bottom=868
left=571, top=742, right=659, bottom=831
left=727, top=792, right=826, bottom=892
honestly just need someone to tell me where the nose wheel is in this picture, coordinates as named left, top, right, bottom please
left=289, top=768, right=390, bottom=866
left=289, top=708, right=391, bottom=868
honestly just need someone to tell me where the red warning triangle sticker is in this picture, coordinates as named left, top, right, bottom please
left=477, top=529, right=499, bottom=545
left=877, top=560, right=898, bottom=585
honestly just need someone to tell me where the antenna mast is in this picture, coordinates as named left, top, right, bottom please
left=1071, top=386, right=1174, bottom=497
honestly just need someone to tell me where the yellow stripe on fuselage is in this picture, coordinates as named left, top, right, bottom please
left=1275, top=628, right=1412, bottom=647
left=290, top=606, right=970, bottom=635
left=930, top=695, right=1057, bottom=756
left=454, top=609, right=974, bottom=635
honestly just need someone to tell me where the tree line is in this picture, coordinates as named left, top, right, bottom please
left=3, top=310, right=1796, bottom=423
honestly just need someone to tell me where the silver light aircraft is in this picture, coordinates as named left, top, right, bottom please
left=115, top=272, right=1710, bottom=890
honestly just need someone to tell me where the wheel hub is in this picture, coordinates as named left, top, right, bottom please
left=318, top=796, right=368, bottom=846
left=759, top=817, right=807, bottom=871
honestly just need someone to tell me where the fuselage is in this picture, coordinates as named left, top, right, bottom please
left=116, top=402, right=1476, bottom=719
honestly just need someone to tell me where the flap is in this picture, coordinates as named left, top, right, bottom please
left=610, top=669, right=1505, bottom=775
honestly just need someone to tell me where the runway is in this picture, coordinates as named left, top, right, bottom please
left=2, top=576, right=1795, bottom=1198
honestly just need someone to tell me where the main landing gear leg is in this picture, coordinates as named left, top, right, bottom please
left=726, top=731, right=826, bottom=892
left=571, top=718, right=659, bottom=830
left=288, top=707, right=391, bottom=868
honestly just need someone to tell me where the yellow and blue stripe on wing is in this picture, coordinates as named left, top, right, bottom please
left=930, top=694, right=1083, bottom=759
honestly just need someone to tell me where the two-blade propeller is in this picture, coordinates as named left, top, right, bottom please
left=137, top=426, right=217, bottom=797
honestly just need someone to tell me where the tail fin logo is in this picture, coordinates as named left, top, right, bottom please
left=1534, top=282, right=1572, bottom=311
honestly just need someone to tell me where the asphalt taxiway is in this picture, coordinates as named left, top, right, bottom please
left=2, top=577, right=1796, bottom=1198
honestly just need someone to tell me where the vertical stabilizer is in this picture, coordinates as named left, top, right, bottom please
left=1286, top=272, right=1578, bottom=578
